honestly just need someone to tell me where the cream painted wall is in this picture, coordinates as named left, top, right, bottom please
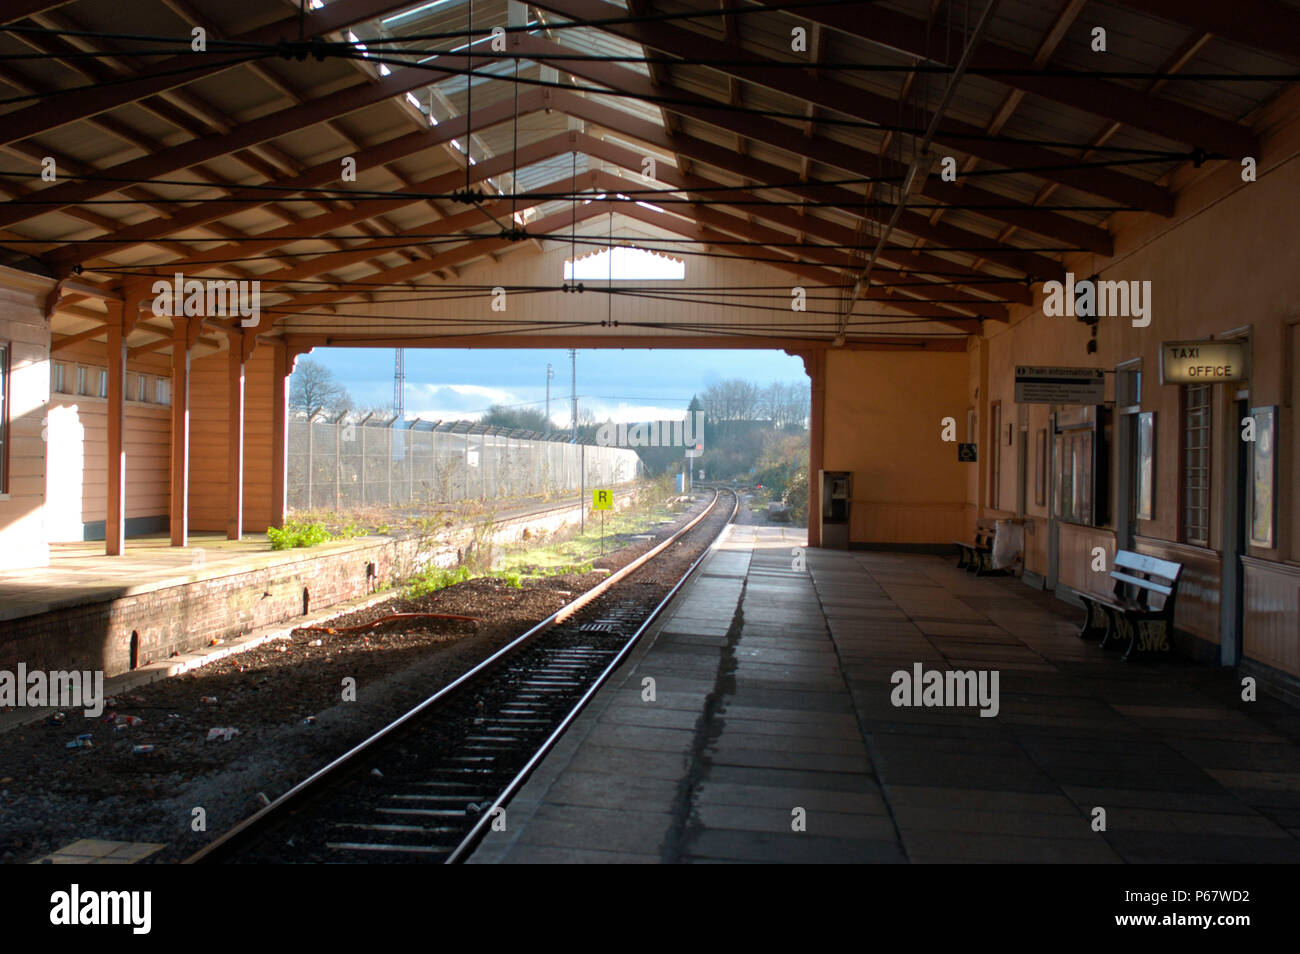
left=0, top=276, right=49, bottom=570
left=824, top=348, right=970, bottom=544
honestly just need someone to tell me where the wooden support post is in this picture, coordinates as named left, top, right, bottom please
left=269, top=344, right=289, bottom=529
left=105, top=300, right=127, bottom=556
left=227, top=330, right=245, bottom=540
left=169, top=316, right=192, bottom=546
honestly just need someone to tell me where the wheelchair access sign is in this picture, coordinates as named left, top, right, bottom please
left=592, top=489, right=613, bottom=511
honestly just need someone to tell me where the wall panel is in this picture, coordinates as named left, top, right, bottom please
left=1242, top=557, right=1300, bottom=677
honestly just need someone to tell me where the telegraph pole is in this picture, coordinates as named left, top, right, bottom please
left=393, top=348, right=405, bottom=419
left=569, top=348, right=577, bottom=443
left=546, top=362, right=554, bottom=427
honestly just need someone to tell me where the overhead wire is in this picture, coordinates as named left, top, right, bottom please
left=0, top=0, right=1258, bottom=331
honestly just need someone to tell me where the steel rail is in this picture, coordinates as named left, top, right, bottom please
left=186, top=487, right=730, bottom=863
left=445, top=488, right=739, bottom=862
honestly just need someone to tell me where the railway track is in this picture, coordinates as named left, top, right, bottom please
left=186, top=487, right=738, bottom=864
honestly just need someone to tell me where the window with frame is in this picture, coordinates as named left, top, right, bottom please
left=1117, top=367, right=1142, bottom=410
left=156, top=376, right=170, bottom=406
left=51, top=361, right=67, bottom=394
left=76, top=365, right=89, bottom=396
left=1052, top=406, right=1107, bottom=526
left=1054, top=427, right=1095, bottom=524
left=136, top=373, right=150, bottom=403
left=1180, top=383, right=1212, bottom=546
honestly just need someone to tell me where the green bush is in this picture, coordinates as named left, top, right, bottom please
left=267, top=521, right=334, bottom=550
left=406, top=564, right=474, bottom=597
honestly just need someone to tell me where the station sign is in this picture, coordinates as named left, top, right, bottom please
left=1014, top=366, right=1105, bottom=405
left=1160, top=340, right=1247, bottom=384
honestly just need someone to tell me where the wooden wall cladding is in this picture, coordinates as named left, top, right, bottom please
left=1135, top=536, right=1222, bottom=644
left=1057, top=522, right=1115, bottom=597
left=1242, top=557, right=1300, bottom=678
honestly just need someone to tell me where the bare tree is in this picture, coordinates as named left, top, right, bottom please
left=702, top=379, right=762, bottom=422
left=290, top=358, right=353, bottom=417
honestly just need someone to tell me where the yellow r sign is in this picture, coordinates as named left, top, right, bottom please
left=592, top=489, right=612, bottom=510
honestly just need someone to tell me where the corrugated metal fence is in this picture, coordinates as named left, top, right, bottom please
left=287, top=413, right=642, bottom=511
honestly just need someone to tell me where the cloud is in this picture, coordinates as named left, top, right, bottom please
left=406, top=382, right=520, bottom=420
left=583, top=402, right=691, bottom=424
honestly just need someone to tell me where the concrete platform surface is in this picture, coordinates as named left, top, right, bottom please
left=470, top=526, right=1300, bottom=864
left=31, top=839, right=165, bottom=865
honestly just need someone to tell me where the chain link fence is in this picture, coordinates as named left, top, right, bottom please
left=287, top=413, right=643, bottom=512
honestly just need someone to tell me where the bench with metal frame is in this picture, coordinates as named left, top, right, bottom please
left=1077, top=550, right=1183, bottom=661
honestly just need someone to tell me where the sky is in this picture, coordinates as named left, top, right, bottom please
left=301, top=347, right=808, bottom=427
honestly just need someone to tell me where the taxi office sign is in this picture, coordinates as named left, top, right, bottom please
left=1160, top=340, right=1248, bottom=384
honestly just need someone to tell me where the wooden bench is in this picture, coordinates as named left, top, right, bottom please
left=953, top=524, right=1000, bottom=575
left=1077, top=550, right=1183, bottom=661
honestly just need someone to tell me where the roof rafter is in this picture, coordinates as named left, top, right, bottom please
left=523, top=1, right=1174, bottom=213
left=775, top=0, right=1258, bottom=156
left=0, top=0, right=416, bottom=148
left=1119, top=0, right=1300, bottom=63
left=42, top=89, right=548, bottom=272
left=557, top=91, right=1111, bottom=256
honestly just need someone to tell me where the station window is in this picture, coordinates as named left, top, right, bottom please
left=76, top=365, right=89, bottom=396
left=156, top=377, right=170, bottom=406
left=97, top=368, right=107, bottom=399
left=136, top=373, right=150, bottom=403
left=1180, top=383, right=1212, bottom=546
left=51, top=361, right=66, bottom=394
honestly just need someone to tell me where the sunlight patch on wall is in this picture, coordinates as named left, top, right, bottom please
left=564, top=246, right=685, bottom=281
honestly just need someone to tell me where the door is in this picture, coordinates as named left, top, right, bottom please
left=1218, top=395, right=1249, bottom=666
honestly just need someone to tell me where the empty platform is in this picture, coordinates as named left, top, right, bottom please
left=470, top=526, right=1300, bottom=864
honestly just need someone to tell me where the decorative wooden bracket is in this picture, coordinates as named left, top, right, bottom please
left=43, top=276, right=73, bottom=321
